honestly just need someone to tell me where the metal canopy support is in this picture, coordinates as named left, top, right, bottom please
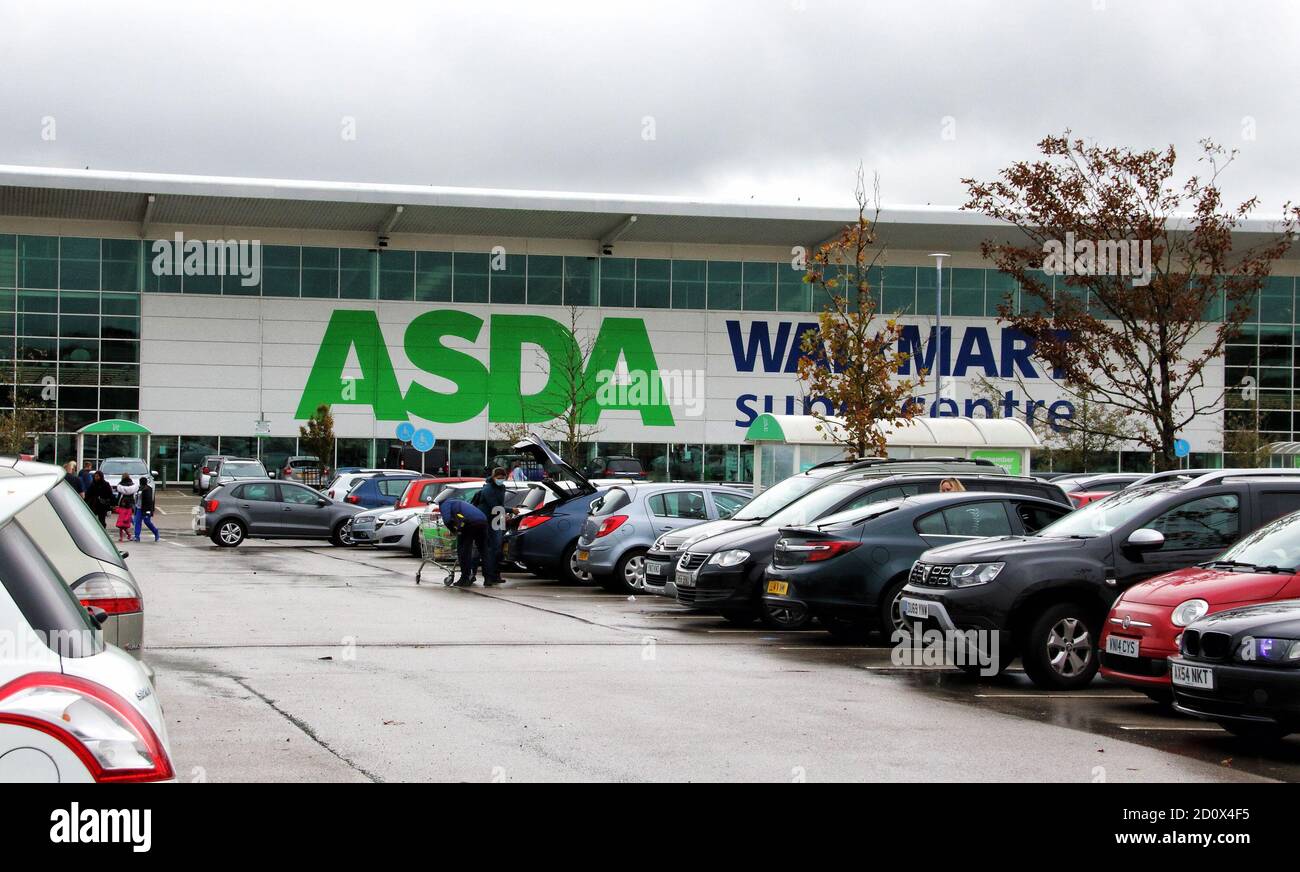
left=380, top=204, right=405, bottom=235
left=599, top=214, right=638, bottom=249
left=139, top=194, right=156, bottom=239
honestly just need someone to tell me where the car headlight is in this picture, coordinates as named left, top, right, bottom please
left=707, top=549, right=751, bottom=567
left=1238, top=637, right=1300, bottom=664
left=948, top=562, right=1004, bottom=588
left=651, top=536, right=665, bottom=551
left=1170, top=598, right=1210, bottom=627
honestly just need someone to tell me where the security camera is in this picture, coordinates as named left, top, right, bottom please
left=601, top=244, right=613, bottom=256
left=377, top=235, right=390, bottom=249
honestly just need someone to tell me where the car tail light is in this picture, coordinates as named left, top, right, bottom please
left=203, top=499, right=219, bottom=512
left=346, top=495, right=360, bottom=504
left=0, top=672, right=173, bottom=783
left=596, top=515, right=629, bottom=537
left=1069, top=494, right=1084, bottom=507
left=75, top=574, right=142, bottom=616
left=603, top=468, right=614, bottom=476
left=805, top=540, right=861, bottom=562
left=518, top=514, right=552, bottom=530
left=201, top=466, right=210, bottom=475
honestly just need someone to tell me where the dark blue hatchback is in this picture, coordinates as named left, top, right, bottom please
left=342, top=474, right=420, bottom=509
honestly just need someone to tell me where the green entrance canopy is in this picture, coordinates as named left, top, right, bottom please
left=77, top=419, right=151, bottom=435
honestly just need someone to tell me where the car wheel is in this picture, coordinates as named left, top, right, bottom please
left=559, top=541, right=593, bottom=585
left=212, top=519, right=245, bottom=547
left=409, top=533, right=422, bottom=558
left=1218, top=720, right=1291, bottom=743
left=1021, top=602, right=1100, bottom=690
left=878, top=578, right=911, bottom=639
left=331, top=519, right=354, bottom=547
left=760, top=596, right=811, bottom=629
left=602, top=549, right=648, bottom=595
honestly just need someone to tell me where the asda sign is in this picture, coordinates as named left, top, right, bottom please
left=295, top=309, right=674, bottom=425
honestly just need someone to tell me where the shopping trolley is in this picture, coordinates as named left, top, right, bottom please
left=414, top=511, right=459, bottom=586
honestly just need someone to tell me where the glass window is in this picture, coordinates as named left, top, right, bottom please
left=236, top=482, right=276, bottom=501
left=928, top=502, right=1014, bottom=537
left=742, top=262, right=776, bottom=311
left=671, top=260, right=706, bottom=309
left=186, top=267, right=223, bottom=295
left=914, top=511, right=948, bottom=535
left=46, top=481, right=125, bottom=567
left=490, top=252, right=525, bottom=304
left=0, top=521, right=100, bottom=658
left=648, top=490, right=707, bottom=520
left=1016, top=502, right=1068, bottom=533
left=101, top=341, right=138, bottom=363
left=985, top=271, right=1017, bottom=317
left=777, top=263, right=809, bottom=312
left=1147, top=494, right=1239, bottom=550
left=59, top=290, right=97, bottom=315
left=712, top=491, right=747, bottom=519
left=950, top=268, right=985, bottom=316
left=18, top=236, right=58, bottom=289
left=563, top=256, right=597, bottom=306
left=1259, top=276, right=1294, bottom=324
left=101, top=239, right=140, bottom=293
left=143, top=240, right=182, bottom=293
left=340, top=248, right=376, bottom=299
left=59, top=336, right=98, bottom=362
left=636, top=259, right=670, bottom=309
left=882, top=266, right=916, bottom=314
left=707, top=261, right=741, bottom=310
left=378, top=249, right=414, bottom=301
left=280, top=484, right=321, bottom=504
left=102, top=292, right=137, bottom=317
left=59, top=237, right=100, bottom=290
left=302, top=247, right=339, bottom=298
left=453, top=252, right=488, bottom=303
left=416, top=251, right=452, bottom=302
left=915, top=266, right=952, bottom=316
left=102, top=316, right=139, bottom=340
left=600, top=258, right=635, bottom=308
left=527, top=255, right=562, bottom=306
left=262, top=245, right=301, bottom=297
left=0, top=234, right=15, bottom=287
left=59, top=314, right=99, bottom=339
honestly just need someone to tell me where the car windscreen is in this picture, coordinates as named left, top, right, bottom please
left=221, top=462, right=266, bottom=477
left=1036, top=486, right=1173, bottom=538
left=732, top=474, right=826, bottom=521
left=432, top=485, right=475, bottom=504
left=760, top=482, right=864, bottom=528
left=1217, top=511, right=1300, bottom=570
left=46, top=480, right=125, bottom=568
left=100, top=459, right=148, bottom=476
left=0, top=519, right=102, bottom=658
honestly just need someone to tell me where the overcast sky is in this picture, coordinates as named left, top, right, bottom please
left=2, top=0, right=1297, bottom=213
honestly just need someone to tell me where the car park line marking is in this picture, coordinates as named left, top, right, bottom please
left=973, top=693, right=1137, bottom=699
left=1117, top=724, right=1224, bottom=732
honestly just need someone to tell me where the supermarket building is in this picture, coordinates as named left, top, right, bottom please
left=0, top=165, right=1294, bottom=483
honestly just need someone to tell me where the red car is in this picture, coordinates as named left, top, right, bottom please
left=1101, top=510, right=1300, bottom=699
left=1055, top=473, right=1144, bottom=508
left=395, top=476, right=478, bottom=511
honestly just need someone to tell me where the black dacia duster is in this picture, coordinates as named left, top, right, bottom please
left=899, top=470, right=1300, bottom=690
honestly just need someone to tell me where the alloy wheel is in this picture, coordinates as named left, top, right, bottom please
left=623, top=554, right=646, bottom=591
left=1045, top=617, right=1092, bottom=677
left=219, top=522, right=243, bottom=545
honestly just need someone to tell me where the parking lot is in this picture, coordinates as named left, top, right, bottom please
left=122, top=490, right=1298, bottom=783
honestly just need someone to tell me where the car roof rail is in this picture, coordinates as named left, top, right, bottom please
left=1129, top=469, right=1215, bottom=487
left=810, top=456, right=998, bottom=472
left=1182, top=468, right=1300, bottom=489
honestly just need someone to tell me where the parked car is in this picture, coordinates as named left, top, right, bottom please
left=394, top=476, right=479, bottom=509
left=575, top=483, right=750, bottom=594
left=99, top=457, right=156, bottom=496
left=193, top=454, right=235, bottom=494
left=1100, top=506, right=1300, bottom=701
left=206, top=457, right=269, bottom=493
left=1053, top=473, right=1145, bottom=507
left=765, top=492, right=1072, bottom=640
left=324, top=470, right=420, bottom=503
left=642, top=457, right=1031, bottom=595
left=1170, top=600, right=1300, bottom=741
left=674, top=469, right=1070, bottom=628
left=0, top=462, right=173, bottom=782
left=585, top=455, right=646, bottom=480
left=0, top=457, right=147, bottom=659
left=901, top=469, right=1300, bottom=690
left=352, top=479, right=531, bottom=555
left=276, top=455, right=325, bottom=486
left=502, top=436, right=606, bottom=584
left=342, top=472, right=424, bottom=509
left=195, top=479, right=362, bottom=546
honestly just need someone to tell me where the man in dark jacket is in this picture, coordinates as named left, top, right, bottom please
left=437, top=496, right=488, bottom=587
left=87, top=471, right=114, bottom=527
left=476, top=468, right=512, bottom=586
left=133, top=476, right=160, bottom=542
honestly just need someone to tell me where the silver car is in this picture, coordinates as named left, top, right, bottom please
left=574, top=483, right=750, bottom=594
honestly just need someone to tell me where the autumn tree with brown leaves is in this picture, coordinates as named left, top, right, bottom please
left=796, top=175, right=923, bottom=459
left=964, top=133, right=1299, bottom=470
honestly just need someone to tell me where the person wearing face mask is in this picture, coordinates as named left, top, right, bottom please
left=476, top=467, right=514, bottom=587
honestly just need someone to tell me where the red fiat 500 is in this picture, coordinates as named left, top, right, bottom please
left=1100, top=510, right=1300, bottom=699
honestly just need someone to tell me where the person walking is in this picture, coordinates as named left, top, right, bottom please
left=436, top=493, right=488, bottom=587
left=62, top=461, right=85, bottom=497
left=509, top=461, right=527, bottom=482
left=477, top=467, right=513, bottom=586
left=79, top=460, right=95, bottom=493
left=87, top=471, right=114, bottom=527
left=114, top=474, right=139, bottom=542
left=133, top=476, right=160, bottom=542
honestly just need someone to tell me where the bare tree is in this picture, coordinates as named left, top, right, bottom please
left=537, top=305, right=603, bottom=466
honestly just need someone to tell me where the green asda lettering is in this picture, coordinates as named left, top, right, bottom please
left=295, top=309, right=674, bottom=426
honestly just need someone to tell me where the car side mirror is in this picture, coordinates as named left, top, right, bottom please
left=317, top=498, right=329, bottom=507
left=1125, top=528, right=1165, bottom=551
left=86, top=605, right=109, bottom=627
left=118, top=550, right=129, bottom=561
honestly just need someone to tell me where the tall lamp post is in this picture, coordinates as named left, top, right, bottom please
left=928, top=253, right=949, bottom=410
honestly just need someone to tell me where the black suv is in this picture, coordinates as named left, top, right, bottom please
left=672, top=467, right=1069, bottom=627
left=901, top=470, right=1300, bottom=690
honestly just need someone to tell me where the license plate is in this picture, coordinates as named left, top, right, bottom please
left=675, top=571, right=695, bottom=588
left=1106, top=635, right=1140, bottom=658
left=901, top=598, right=930, bottom=619
left=577, top=550, right=589, bottom=561
left=645, top=560, right=664, bottom=576
left=1171, top=662, right=1215, bottom=690
left=767, top=580, right=789, bottom=596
